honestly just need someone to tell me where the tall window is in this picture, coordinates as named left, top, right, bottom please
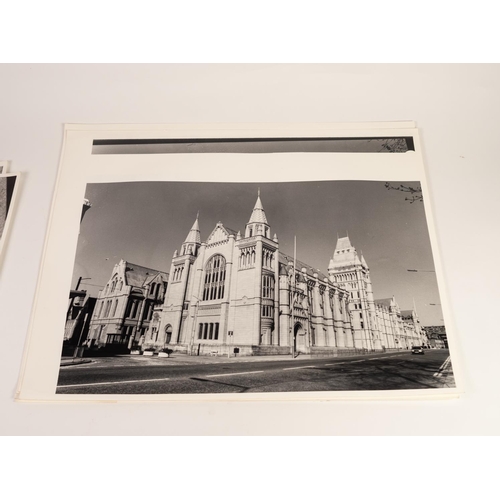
left=165, top=324, right=172, bottom=344
left=203, top=255, right=226, bottom=301
left=198, top=322, right=220, bottom=340
left=262, top=274, right=274, bottom=298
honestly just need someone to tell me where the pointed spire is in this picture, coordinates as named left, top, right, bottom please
left=248, top=190, right=268, bottom=224
left=184, top=213, right=201, bottom=244
left=361, top=253, right=368, bottom=268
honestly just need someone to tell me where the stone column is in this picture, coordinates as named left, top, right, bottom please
left=252, top=239, right=263, bottom=345
left=333, top=290, right=345, bottom=348
left=311, top=275, right=324, bottom=346
left=323, top=284, right=336, bottom=347
left=220, top=237, right=234, bottom=347
left=279, top=274, right=290, bottom=347
left=272, top=251, right=280, bottom=345
left=342, top=293, right=355, bottom=348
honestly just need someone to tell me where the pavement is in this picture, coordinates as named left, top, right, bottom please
left=62, top=348, right=415, bottom=367
left=60, top=357, right=93, bottom=367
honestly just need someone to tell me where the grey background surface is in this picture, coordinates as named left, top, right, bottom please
left=1, top=64, right=499, bottom=435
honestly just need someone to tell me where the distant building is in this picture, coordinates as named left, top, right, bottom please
left=423, top=326, right=447, bottom=349
left=328, top=236, right=426, bottom=350
left=64, top=293, right=97, bottom=347
left=86, top=260, right=168, bottom=350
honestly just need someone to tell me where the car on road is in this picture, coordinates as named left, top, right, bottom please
left=411, top=346, right=425, bottom=355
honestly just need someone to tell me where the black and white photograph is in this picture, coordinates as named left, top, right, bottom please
left=0, top=173, right=19, bottom=257
left=57, top=178, right=454, bottom=395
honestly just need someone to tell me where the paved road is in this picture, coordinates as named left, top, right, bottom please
left=57, top=349, right=455, bottom=395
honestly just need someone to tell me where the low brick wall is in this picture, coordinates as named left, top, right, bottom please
left=251, top=345, right=291, bottom=356
left=309, top=346, right=385, bottom=357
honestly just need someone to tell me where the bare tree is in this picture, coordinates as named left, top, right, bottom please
left=384, top=183, right=423, bottom=203
left=379, top=138, right=409, bottom=153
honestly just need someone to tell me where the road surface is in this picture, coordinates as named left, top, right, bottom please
left=57, top=349, right=455, bottom=395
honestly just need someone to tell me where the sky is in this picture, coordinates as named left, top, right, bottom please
left=72, top=180, right=444, bottom=326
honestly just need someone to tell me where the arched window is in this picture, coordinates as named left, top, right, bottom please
left=164, top=324, right=172, bottom=344
left=111, top=299, right=118, bottom=317
left=203, top=255, right=227, bottom=301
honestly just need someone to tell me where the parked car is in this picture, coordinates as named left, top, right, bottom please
left=411, top=346, right=424, bottom=355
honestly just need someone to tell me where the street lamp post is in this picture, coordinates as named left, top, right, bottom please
left=70, top=277, right=91, bottom=358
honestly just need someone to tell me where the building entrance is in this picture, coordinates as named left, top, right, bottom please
left=294, top=322, right=307, bottom=354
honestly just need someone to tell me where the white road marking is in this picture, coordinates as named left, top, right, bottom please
left=58, top=377, right=170, bottom=388
left=433, top=356, right=451, bottom=378
left=324, top=362, right=347, bottom=366
left=282, top=365, right=316, bottom=371
left=206, top=370, right=264, bottom=378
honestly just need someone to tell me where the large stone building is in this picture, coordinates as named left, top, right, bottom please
left=86, top=259, right=168, bottom=351
left=136, top=192, right=427, bottom=356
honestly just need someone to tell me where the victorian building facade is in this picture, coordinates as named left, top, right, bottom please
left=86, top=259, right=168, bottom=350
left=139, top=192, right=425, bottom=356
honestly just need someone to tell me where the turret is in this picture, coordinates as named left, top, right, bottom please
left=245, top=189, right=271, bottom=239
left=328, top=235, right=362, bottom=274
left=180, top=213, right=201, bottom=257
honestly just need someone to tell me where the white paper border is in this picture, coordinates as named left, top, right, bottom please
left=16, top=122, right=462, bottom=402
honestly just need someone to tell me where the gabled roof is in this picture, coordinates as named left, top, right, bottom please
left=278, top=251, right=329, bottom=282
left=400, top=309, right=415, bottom=317
left=205, top=222, right=237, bottom=245
left=124, top=262, right=169, bottom=288
left=375, top=298, right=393, bottom=308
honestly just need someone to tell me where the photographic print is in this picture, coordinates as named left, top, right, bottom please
left=0, top=160, right=10, bottom=174
left=16, top=123, right=459, bottom=402
left=57, top=179, right=454, bottom=395
left=0, top=173, right=19, bottom=260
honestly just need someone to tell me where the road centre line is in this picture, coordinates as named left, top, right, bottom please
left=206, top=370, right=264, bottom=378
left=282, top=365, right=316, bottom=371
left=58, top=377, right=171, bottom=388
